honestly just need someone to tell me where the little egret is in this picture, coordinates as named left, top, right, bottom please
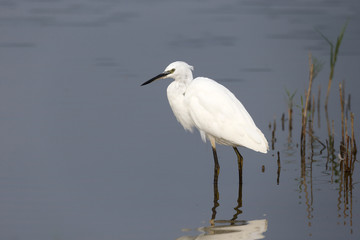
left=141, top=61, right=269, bottom=181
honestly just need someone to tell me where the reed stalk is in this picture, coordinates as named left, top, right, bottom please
left=277, top=151, right=281, bottom=185
left=351, top=113, right=357, bottom=155
left=340, top=83, right=345, bottom=143
left=272, top=118, right=276, bottom=150
left=301, top=53, right=314, bottom=152
left=285, top=88, right=296, bottom=134
left=317, top=85, right=321, bottom=128
left=317, top=22, right=347, bottom=109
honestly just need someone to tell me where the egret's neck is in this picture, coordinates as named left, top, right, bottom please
left=174, top=70, right=193, bottom=86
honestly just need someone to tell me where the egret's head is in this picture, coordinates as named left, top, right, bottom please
left=141, top=61, right=194, bottom=86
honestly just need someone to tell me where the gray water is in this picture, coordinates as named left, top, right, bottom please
left=0, top=0, right=359, bottom=239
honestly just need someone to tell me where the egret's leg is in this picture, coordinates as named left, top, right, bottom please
left=210, top=138, right=220, bottom=225
left=231, top=148, right=243, bottom=223
left=211, top=164, right=220, bottom=226
left=212, top=147, right=220, bottom=171
left=233, top=147, right=243, bottom=184
left=230, top=177, right=243, bottom=224
left=212, top=147, right=220, bottom=184
left=233, top=147, right=243, bottom=170
left=210, top=138, right=220, bottom=184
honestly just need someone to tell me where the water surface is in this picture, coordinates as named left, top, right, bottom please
left=0, top=0, right=359, bottom=239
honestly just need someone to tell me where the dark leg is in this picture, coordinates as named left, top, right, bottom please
left=233, top=147, right=243, bottom=184
left=230, top=147, right=243, bottom=223
left=231, top=180, right=243, bottom=224
left=211, top=145, right=220, bottom=225
left=212, top=146, right=220, bottom=184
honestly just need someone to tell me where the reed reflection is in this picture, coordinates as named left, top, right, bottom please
left=276, top=151, right=281, bottom=185
left=281, top=26, right=358, bottom=235
left=278, top=50, right=358, bottom=235
left=297, top=72, right=356, bottom=235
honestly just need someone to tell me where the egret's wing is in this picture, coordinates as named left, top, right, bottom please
left=185, top=77, right=268, bottom=152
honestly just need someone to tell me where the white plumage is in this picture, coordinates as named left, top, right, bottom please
left=142, top=61, right=268, bottom=154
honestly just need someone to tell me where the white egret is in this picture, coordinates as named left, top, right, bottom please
left=141, top=61, right=268, bottom=180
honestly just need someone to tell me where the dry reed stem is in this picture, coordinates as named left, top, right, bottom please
left=351, top=113, right=357, bottom=155
left=311, top=95, right=315, bottom=127
left=272, top=118, right=276, bottom=150
left=317, top=85, right=321, bottom=128
left=301, top=53, right=314, bottom=155
left=343, top=81, right=346, bottom=117
left=277, top=151, right=281, bottom=185
left=345, top=117, right=349, bottom=170
left=329, top=120, right=335, bottom=155
left=340, top=83, right=344, bottom=143
left=325, top=78, right=331, bottom=110
left=289, top=105, right=293, bottom=133
left=346, top=136, right=350, bottom=171
left=303, top=53, right=314, bottom=128
left=305, top=130, right=326, bottom=149
left=345, top=115, right=348, bottom=146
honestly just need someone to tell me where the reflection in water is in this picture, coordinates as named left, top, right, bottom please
left=299, top=152, right=314, bottom=230
left=279, top=78, right=358, bottom=234
left=281, top=65, right=358, bottom=235
left=177, top=219, right=268, bottom=240
left=276, top=151, right=281, bottom=185
left=271, top=120, right=282, bottom=185
left=179, top=152, right=267, bottom=240
left=211, top=166, right=243, bottom=226
left=299, top=97, right=356, bottom=235
left=211, top=148, right=243, bottom=225
left=177, top=149, right=267, bottom=240
left=337, top=168, right=354, bottom=232
left=211, top=176, right=220, bottom=225
left=271, top=118, right=276, bottom=151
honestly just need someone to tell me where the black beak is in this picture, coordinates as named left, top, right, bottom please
left=141, top=70, right=172, bottom=86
